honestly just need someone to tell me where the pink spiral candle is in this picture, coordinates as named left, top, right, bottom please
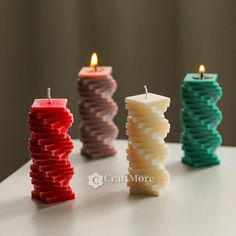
left=77, top=54, right=118, bottom=159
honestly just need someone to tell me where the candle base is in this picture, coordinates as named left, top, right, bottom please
left=81, top=148, right=117, bottom=159
left=182, top=157, right=220, bottom=168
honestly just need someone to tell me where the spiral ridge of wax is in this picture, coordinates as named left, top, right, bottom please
left=77, top=77, right=118, bottom=159
left=126, top=97, right=170, bottom=196
left=180, top=77, right=223, bottom=167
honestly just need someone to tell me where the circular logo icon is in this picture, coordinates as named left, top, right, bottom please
left=88, top=172, right=104, bottom=189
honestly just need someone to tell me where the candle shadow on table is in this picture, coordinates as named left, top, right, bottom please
left=82, top=155, right=117, bottom=163
left=166, top=161, right=205, bottom=178
left=0, top=191, right=154, bottom=225
left=31, top=200, right=75, bottom=236
left=70, top=189, right=149, bottom=217
left=85, top=189, right=123, bottom=204
left=30, top=190, right=149, bottom=232
left=127, top=194, right=154, bottom=200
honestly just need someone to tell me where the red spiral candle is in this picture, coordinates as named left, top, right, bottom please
left=77, top=53, right=118, bottom=159
left=28, top=89, right=75, bottom=203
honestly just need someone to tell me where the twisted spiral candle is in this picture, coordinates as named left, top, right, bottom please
left=126, top=91, right=170, bottom=196
left=77, top=66, right=118, bottom=159
left=28, top=95, right=75, bottom=203
left=180, top=71, right=223, bottom=167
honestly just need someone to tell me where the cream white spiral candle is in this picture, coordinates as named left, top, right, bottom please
left=125, top=88, right=171, bottom=196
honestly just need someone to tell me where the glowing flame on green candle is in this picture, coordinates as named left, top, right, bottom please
left=199, top=64, right=205, bottom=79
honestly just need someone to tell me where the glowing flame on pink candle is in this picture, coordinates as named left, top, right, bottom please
left=90, top=53, right=98, bottom=71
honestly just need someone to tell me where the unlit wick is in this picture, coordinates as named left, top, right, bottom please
left=47, top=87, right=52, bottom=104
left=144, top=85, right=148, bottom=99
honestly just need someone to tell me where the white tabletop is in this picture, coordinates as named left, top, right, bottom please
left=0, top=140, right=236, bottom=236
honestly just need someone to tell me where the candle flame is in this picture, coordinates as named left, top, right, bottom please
left=90, top=52, right=98, bottom=67
left=199, top=64, right=205, bottom=74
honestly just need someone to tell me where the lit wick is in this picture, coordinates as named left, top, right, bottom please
left=144, top=85, right=148, bottom=99
left=199, top=64, right=205, bottom=80
left=47, top=87, right=52, bottom=104
left=90, top=52, right=98, bottom=72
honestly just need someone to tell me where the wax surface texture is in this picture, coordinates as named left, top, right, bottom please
left=180, top=74, right=223, bottom=167
left=126, top=93, right=171, bottom=196
left=77, top=67, right=118, bottom=159
left=28, top=99, right=75, bottom=203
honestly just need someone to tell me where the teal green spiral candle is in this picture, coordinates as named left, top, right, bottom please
left=180, top=70, right=223, bottom=167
